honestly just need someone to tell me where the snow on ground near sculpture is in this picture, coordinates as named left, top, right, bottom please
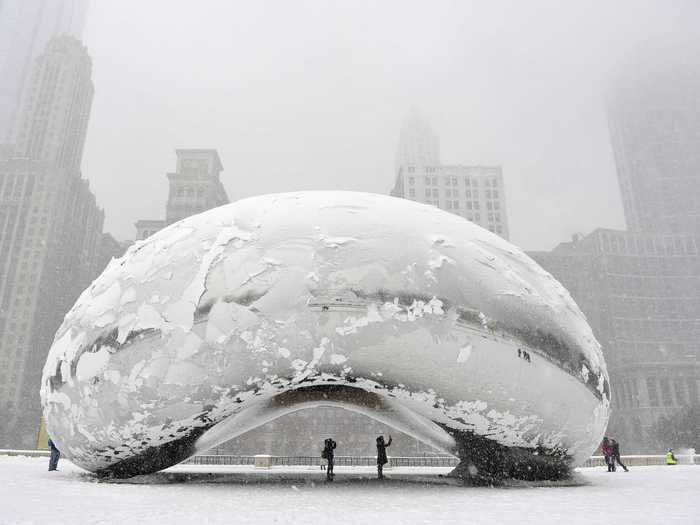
left=2, top=456, right=698, bottom=524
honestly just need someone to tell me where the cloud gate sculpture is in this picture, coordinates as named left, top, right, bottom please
left=41, top=191, right=609, bottom=482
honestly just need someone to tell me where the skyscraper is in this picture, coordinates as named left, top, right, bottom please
left=0, top=0, right=88, bottom=143
left=607, top=47, right=700, bottom=237
left=0, top=35, right=103, bottom=448
left=391, top=111, right=510, bottom=240
left=531, top=45, right=700, bottom=451
left=395, top=108, right=440, bottom=173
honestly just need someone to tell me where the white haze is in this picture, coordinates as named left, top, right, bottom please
left=80, top=0, right=699, bottom=250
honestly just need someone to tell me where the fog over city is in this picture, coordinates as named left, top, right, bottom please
left=81, top=0, right=697, bottom=250
left=3, top=2, right=700, bottom=522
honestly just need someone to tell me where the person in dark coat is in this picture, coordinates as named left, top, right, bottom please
left=48, top=437, right=60, bottom=471
left=322, top=438, right=337, bottom=481
left=611, top=438, right=629, bottom=472
left=601, top=436, right=615, bottom=472
left=376, top=434, right=392, bottom=479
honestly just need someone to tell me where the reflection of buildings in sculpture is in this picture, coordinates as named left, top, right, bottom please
left=0, top=35, right=108, bottom=448
left=217, top=408, right=438, bottom=457
left=0, top=0, right=88, bottom=143
left=530, top=230, right=700, bottom=452
left=391, top=165, right=509, bottom=240
left=135, top=149, right=229, bottom=240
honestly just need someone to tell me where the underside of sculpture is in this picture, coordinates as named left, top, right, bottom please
left=41, top=191, right=610, bottom=482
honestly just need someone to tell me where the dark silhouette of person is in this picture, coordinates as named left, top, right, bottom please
left=322, top=438, right=337, bottom=481
left=611, top=438, right=629, bottom=472
left=48, top=437, right=60, bottom=471
left=601, top=436, right=615, bottom=472
left=376, top=435, right=392, bottom=479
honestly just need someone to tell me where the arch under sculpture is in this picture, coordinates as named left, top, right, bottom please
left=41, top=192, right=609, bottom=482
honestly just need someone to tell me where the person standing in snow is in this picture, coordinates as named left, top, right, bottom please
left=666, top=449, right=678, bottom=465
left=601, top=436, right=615, bottom=472
left=610, top=439, right=629, bottom=471
left=376, top=434, right=392, bottom=479
left=48, top=437, right=60, bottom=471
left=322, top=438, right=337, bottom=481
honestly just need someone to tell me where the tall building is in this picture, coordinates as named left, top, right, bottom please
left=135, top=149, right=229, bottom=240
left=395, top=109, right=440, bottom=173
left=391, top=111, right=510, bottom=239
left=607, top=48, right=700, bottom=237
left=391, top=165, right=510, bottom=239
left=0, top=35, right=104, bottom=448
left=531, top=47, right=700, bottom=451
left=0, top=0, right=87, bottom=143
left=530, top=231, right=700, bottom=452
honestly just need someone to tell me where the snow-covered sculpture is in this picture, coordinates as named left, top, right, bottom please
left=41, top=192, right=609, bottom=481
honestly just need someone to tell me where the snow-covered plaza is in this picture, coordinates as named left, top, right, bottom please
left=2, top=455, right=698, bottom=524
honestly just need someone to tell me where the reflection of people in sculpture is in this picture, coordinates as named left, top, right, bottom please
left=322, top=438, right=337, bottom=480
left=48, top=437, right=60, bottom=471
left=376, top=435, right=392, bottom=479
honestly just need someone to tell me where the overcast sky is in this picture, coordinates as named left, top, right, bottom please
left=80, top=0, right=699, bottom=250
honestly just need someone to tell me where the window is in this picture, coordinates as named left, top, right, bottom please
left=493, top=190, right=499, bottom=198
left=444, top=177, right=451, bottom=185
left=425, top=189, right=431, bottom=197
left=445, top=189, right=451, bottom=198
left=646, top=378, right=659, bottom=406
left=408, top=188, right=415, bottom=198
left=474, top=201, right=480, bottom=210
left=465, top=178, right=471, bottom=187
left=408, top=177, right=415, bottom=185
left=408, top=166, right=415, bottom=173
left=485, top=190, right=492, bottom=198
left=487, top=202, right=493, bottom=210
left=446, top=201, right=452, bottom=209
left=425, top=176, right=431, bottom=185
left=466, top=190, right=472, bottom=199
left=452, top=177, right=458, bottom=186
left=453, top=201, right=460, bottom=209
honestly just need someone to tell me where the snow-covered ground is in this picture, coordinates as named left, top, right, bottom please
left=1, top=456, right=698, bottom=524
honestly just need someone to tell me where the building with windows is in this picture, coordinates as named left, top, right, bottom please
left=0, top=0, right=87, bottom=143
left=134, top=149, right=229, bottom=240
left=529, top=230, right=700, bottom=451
left=0, top=34, right=105, bottom=448
left=391, top=164, right=509, bottom=239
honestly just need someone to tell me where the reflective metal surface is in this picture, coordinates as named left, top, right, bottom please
left=41, top=192, right=609, bottom=479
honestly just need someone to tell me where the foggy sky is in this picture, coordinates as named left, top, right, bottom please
left=80, top=0, right=699, bottom=251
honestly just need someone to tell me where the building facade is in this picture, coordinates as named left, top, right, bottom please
left=135, top=149, right=229, bottom=239
left=391, top=164, right=510, bottom=240
left=395, top=109, right=440, bottom=173
left=529, top=230, right=700, bottom=451
left=607, top=49, right=700, bottom=237
left=0, top=34, right=104, bottom=448
left=0, top=0, right=87, bottom=143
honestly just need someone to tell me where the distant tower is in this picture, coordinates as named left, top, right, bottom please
left=13, top=35, right=93, bottom=171
left=135, top=149, right=230, bottom=240
left=0, top=34, right=103, bottom=448
left=0, top=0, right=88, bottom=143
left=607, top=46, right=700, bottom=237
left=165, top=150, right=229, bottom=225
left=395, top=109, right=440, bottom=173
